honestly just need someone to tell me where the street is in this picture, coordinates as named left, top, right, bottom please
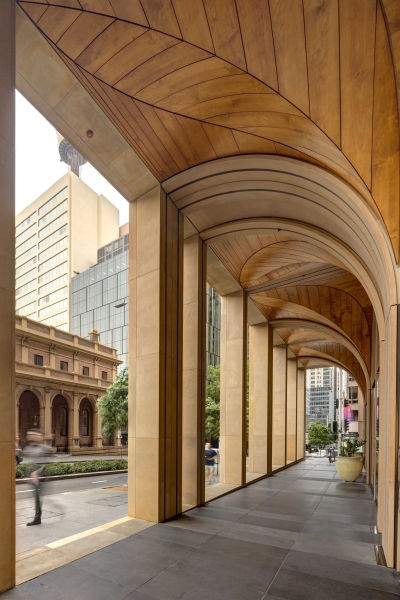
left=16, top=472, right=127, bottom=498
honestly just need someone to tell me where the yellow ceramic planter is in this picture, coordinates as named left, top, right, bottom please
left=336, top=456, right=364, bottom=482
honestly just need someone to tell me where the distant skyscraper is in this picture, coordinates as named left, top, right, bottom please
left=307, top=367, right=348, bottom=423
left=15, top=172, right=119, bottom=331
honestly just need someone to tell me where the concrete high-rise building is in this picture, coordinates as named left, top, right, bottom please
left=15, top=173, right=119, bottom=332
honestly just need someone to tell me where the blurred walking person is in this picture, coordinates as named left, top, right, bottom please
left=24, top=429, right=48, bottom=526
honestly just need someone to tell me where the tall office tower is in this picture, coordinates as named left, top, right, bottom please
left=307, top=366, right=348, bottom=424
left=71, top=229, right=222, bottom=370
left=15, top=172, right=119, bottom=332
left=71, top=229, right=129, bottom=367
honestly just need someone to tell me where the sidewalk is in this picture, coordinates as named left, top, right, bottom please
left=16, top=480, right=128, bottom=556
left=5, top=457, right=397, bottom=600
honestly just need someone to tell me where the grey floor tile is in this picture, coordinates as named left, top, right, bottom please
left=187, top=506, right=243, bottom=522
left=267, top=567, right=400, bottom=600
left=125, top=592, right=159, bottom=600
left=237, top=514, right=305, bottom=533
left=284, top=550, right=400, bottom=595
left=250, top=510, right=308, bottom=523
left=164, top=514, right=232, bottom=534
left=217, top=521, right=297, bottom=548
left=140, top=523, right=212, bottom=547
left=302, top=521, right=381, bottom=544
left=140, top=546, right=278, bottom=600
left=310, top=509, right=376, bottom=526
left=0, top=590, right=36, bottom=599
left=292, top=531, right=377, bottom=565
left=20, top=564, right=133, bottom=600
left=200, top=531, right=290, bottom=565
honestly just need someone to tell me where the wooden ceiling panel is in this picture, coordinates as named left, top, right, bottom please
left=235, top=0, right=278, bottom=89
left=115, top=43, right=211, bottom=98
left=37, top=6, right=80, bottom=43
left=269, top=0, right=310, bottom=115
left=139, top=0, right=181, bottom=38
left=57, top=12, right=115, bottom=61
left=171, top=0, right=214, bottom=53
left=372, top=4, right=400, bottom=259
left=108, top=0, right=148, bottom=26
left=203, top=0, right=246, bottom=70
left=76, top=20, right=146, bottom=73
left=339, top=0, right=376, bottom=187
left=95, top=30, right=178, bottom=86
left=18, top=0, right=400, bottom=266
left=303, top=0, right=340, bottom=146
left=79, top=0, right=115, bottom=15
left=18, top=2, right=48, bottom=21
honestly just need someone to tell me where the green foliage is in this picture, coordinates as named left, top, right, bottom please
left=307, top=420, right=333, bottom=448
left=340, top=437, right=367, bottom=457
left=97, top=367, right=128, bottom=437
left=205, top=364, right=220, bottom=441
left=15, top=459, right=128, bottom=479
left=205, top=362, right=250, bottom=442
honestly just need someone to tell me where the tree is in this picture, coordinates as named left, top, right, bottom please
left=307, top=420, right=332, bottom=453
left=205, top=365, right=220, bottom=442
left=97, top=367, right=128, bottom=437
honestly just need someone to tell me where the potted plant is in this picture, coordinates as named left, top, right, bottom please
left=336, top=437, right=366, bottom=482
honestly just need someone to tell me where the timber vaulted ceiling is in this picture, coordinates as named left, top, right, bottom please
left=17, top=0, right=400, bottom=391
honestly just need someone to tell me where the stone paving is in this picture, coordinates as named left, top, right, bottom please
left=16, top=482, right=128, bottom=555
left=4, top=458, right=400, bottom=599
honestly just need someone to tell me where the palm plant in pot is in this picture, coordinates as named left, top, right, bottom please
left=336, top=437, right=367, bottom=482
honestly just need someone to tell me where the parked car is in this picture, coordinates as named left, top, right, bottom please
left=15, top=443, right=23, bottom=466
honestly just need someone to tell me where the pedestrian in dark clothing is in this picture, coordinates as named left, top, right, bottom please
left=24, top=429, right=48, bottom=526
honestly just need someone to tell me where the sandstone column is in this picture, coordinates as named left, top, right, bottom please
left=219, top=291, right=247, bottom=485
left=0, top=0, right=15, bottom=591
left=296, top=366, right=305, bottom=460
left=272, top=343, right=287, bottom=469
left=286, top=358, right=297, bottom=463
left=248, top=322, right=272, bottom=477
left=182, top=234, right=206, bottom=506
left=128, top=186, right=183, bottom=522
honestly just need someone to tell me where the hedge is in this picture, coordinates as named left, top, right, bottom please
left=16, top=458, right=128, bottom=479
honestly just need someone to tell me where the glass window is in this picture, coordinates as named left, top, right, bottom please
left=38, top=249, right=68, bottom=273
left=60, top=361, right=68, bottom=371
left=16, top=234, right=37, bottom=255
left=16, top=267, right=36, bottom=286
left=38, top=199, right=68, bottom=227
left=15, top=244, right=37, bottom=265
left=38, top=224, right=68, bottom=249
left=38, top=236, right=67, bottom=262
left=82, top=366, right=89, bottom=376
left=34, top=354, right=43, bottom=366
left=15, top=222, right=36, bottom=244
left=38, top=261, right=67, bottom=284
left=82, top=409, right=89, bottom=436
left=38, top=212, right=67, bottom=238
left=15, top=211, right=36, bottom=234
left=38, top=187, right=67, bottom=216
left=102, top=371, right=108, bottom=380
left=38, top=273, right=68, bottom=295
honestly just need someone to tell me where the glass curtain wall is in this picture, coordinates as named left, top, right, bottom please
left=71, top=235, right=129, bottom=367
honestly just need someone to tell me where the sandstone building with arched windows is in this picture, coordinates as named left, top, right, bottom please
left=15, top=315, right=121, bottom=452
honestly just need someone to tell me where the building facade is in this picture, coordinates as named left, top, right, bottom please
left=307, top=367, right=348, bottom=424
left=71, top=233, right=221, bottom=371
left=15, top=172, right=119, bottom=332
left=16, top=314, right=121, bottom=452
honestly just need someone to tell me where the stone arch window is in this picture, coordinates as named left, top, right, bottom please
left=82, top=409, right=89, bottom=437
left=60, top=407, right=67, bottom=437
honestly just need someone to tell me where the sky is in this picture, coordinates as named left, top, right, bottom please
left=15, top=91, right=129, bottom=225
